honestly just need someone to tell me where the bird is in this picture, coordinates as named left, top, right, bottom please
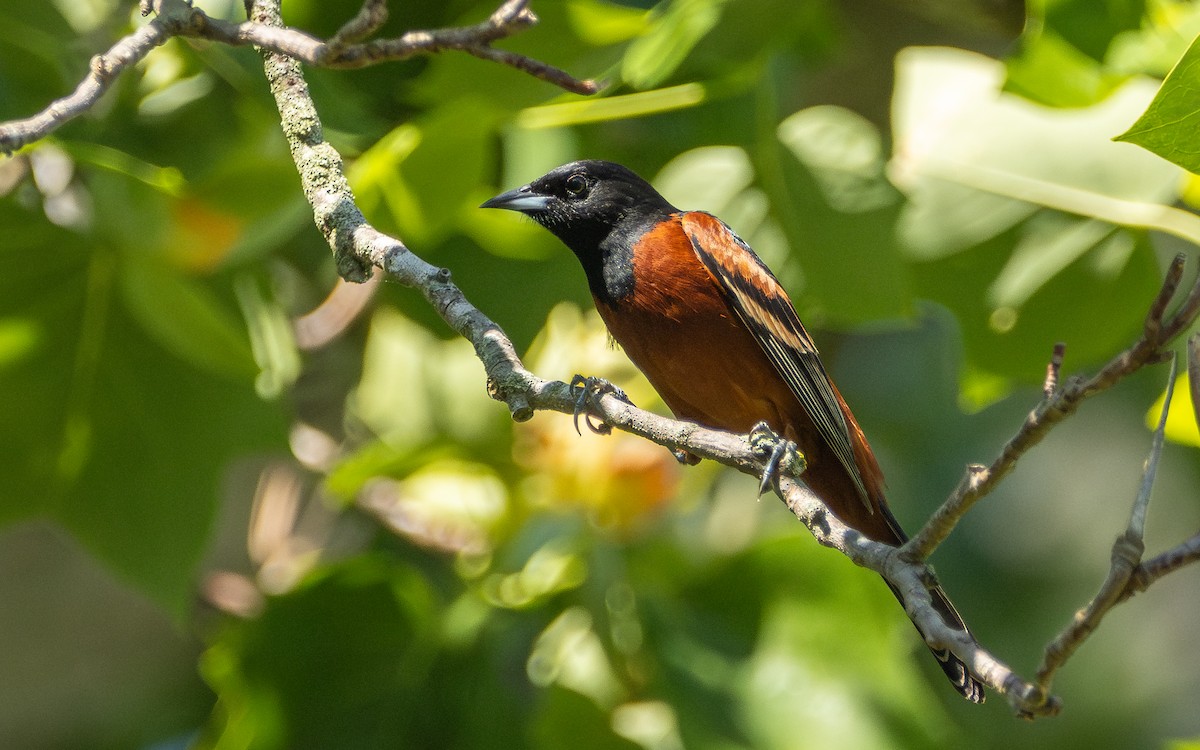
left=482, top=159, right=985, bottom=703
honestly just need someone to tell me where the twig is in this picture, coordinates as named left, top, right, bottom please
left=1035, top=353, right=1176, bottom=694
left=905, top=255, right=1200, bottom=562
left=1043, top=342, right=1065, bottom=398
left=1190, top=332, right=1200, bottom=431
left=0, top=18, right=174, bottom=154
left=1114, top=333, right=1200, bottom=603
left=0, top=0, right=597, bottom=153
left=1119, top=531, right=1200, bottom=601
left=327, top=0, right=389, bottom=49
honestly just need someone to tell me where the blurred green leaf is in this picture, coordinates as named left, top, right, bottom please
left=351, top=98, right=501, bottom=245
left=765, top=109, right=911, bottom=324
left=622, top=0, right=726, bottom=88
left=234, top=273, right=301, bottom=399
left=777, top=106, right=897, bottom=214
left=532, top=687, right=641, bottom=750
left=896, top=48, right=1178, bottom=258
left=119, top=259, right=256, bottom=379
left=516, top=83, right=709, bottom=129
left=200, top=557, right=440, bottom=750
left=1044, top=0, right=1144, bottom=62
left=1116, top=31, right=1200, bottom=173
left=566, top=0, right=649, bottom=47
left=1005, top=30, right=1128, bottom=107
left=350, top=307, right=506, bottom=452
left=892, top=47, right=1179, bottom=379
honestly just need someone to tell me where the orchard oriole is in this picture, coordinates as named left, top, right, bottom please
left=483, top=160, right=984, bottom=703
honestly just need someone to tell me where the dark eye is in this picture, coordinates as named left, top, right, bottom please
left=564, top=173, right=588, bottom=197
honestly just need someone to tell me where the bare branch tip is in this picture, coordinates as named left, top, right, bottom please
left=1145, top=253, right=1191, bottom=339
left=1043, top=342, right=1066, bottom=397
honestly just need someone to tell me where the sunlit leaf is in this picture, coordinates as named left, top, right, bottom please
left=1147, top=372, right=1200, bottom=447
left=1116, top=31, right=1200, bottom=172
left=895, top=47, right=1177, bottom=259
left=565, top=0, right=649, bottom=46
left=893, top=46, right=1178, bottom=379
left=516, top=84, right=708, bottom=129
left=350, top=307, right=505, bottom=453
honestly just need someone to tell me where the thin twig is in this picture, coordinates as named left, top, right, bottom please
left=0, top=0, right=597, bottom=153
left=327, top=0, right=389, bottom=49
left=905, top=255, right=1200, bottom=562
left=1043, top=342, right=1065, bottom=398
left=1189, top=332, right=1200, bottom=431
left=1035, top=353, right=1176, bottom=693
left=1119, top=531, right=1200, bottom=602
left=0, top=19, right=174, bottom=154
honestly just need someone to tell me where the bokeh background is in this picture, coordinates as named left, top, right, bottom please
left=2, top=0, right=1200, bottom=747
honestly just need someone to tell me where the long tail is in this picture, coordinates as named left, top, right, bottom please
left=883, top=577, right=985, bottom=703
left=877, top=506, right=985, bottom=704
left=798, top=395, right=984, bottom=702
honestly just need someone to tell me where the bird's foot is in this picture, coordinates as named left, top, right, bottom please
left=570, top=375, right=632, bottom=436
left=749, top=421, right=806, bottom=496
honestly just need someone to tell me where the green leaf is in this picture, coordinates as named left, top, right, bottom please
left=765, top=106, right=912, bottom=324
left=349, top=307, right=507, bottom=452
left=1044, top=0, right=1145, bottom=62
left=1116, top=32, right=1200, bottom=173
left=351, top=98, right=500, bottom=245
left=622, top=0, right=727, bottom=89
left=532, top=687, right=641, bottom=750
left=200, top=558, right=440, bottom=750
left=0, top=183, right=285, bottom=616
left=1005, top=30, right=1128, bottom=108
left=565, top=0, right=649, bottom=46
left=119, top=259, right=256, bottom=379
left=890, top=47, right=1182, bottom=379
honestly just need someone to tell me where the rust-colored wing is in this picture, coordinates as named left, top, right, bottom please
left=679, top=211, right=871, bottom=510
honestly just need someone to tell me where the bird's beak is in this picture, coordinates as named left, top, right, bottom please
left=480, top=185, right=552, bottom=213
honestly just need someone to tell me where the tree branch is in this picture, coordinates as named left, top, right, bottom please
left=10, top=0, right=1196, bottom=722
left=1035, top=352, right=1175, bottom=695
left=0, top=0, right=597, bottom=154
left=0, top=18, right=174, bottom=154
left=904, top=254, right=1200, bottom=562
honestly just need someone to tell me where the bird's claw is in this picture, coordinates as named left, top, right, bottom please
left=749, top=421, right=805, bottom=496
left=570, top=375, right=631, bottom=436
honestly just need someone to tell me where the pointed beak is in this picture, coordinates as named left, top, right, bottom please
left=480, top=185, right=552, bottom=213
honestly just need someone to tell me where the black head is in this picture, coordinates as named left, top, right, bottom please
left=481, top=160, right=677, bottom=260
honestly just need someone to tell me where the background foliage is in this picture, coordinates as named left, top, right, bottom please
left=2, top=0, right=1200, bottom=747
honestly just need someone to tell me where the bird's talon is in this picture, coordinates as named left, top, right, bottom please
left=570, top=375, right=630, bottom=436
left=749, top=421, right=803, bottom=495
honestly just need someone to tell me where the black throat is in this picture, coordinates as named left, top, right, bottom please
left=550, top=208, right=671, bottom=306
